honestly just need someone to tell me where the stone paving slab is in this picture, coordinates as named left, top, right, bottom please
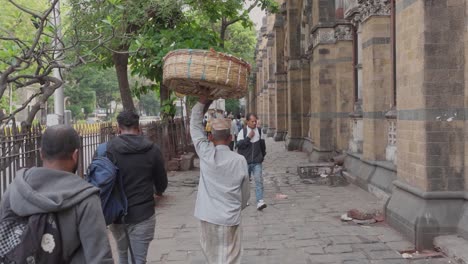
left=110, top=138, right=457, bottom=263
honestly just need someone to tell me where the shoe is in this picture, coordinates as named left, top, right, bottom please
left=257, top=200, right=267, bottom=211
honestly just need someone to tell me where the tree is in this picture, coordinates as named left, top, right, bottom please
left=225, top=98, right=241, bottom=115
left=68, top=0, right=184, bottom=112
left=63, top=66, right=120, bottom=120
left=138, top=90, right=160, bottom=116
left=186, top=0, right=278, bottom=48
left=0, top=0, right=109, bottom=126
left=224, top=22, right=257, bottom=65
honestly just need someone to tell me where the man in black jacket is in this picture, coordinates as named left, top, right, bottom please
left=107, top=110, right=167, bottom=264
left=237, top=113, right=267, bottom=211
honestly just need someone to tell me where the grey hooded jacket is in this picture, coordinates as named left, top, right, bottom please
left=0, top=167, right=113, bottom=264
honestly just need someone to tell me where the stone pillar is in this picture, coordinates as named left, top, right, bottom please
left=285, top=2, right=304, bottom=150
left=262, top=51, right=269, bottom=130
left=361, top=14, right=393, bottom=161
left=274, top=12, right=288, bottom=141
left=267, top=34, right=276, bottom=137
left=310, top=41, right=336, bottom=160
left=334, top=25, right=354, bottom=151
left=386, top=0, right=467, bottom=250
left=301, top=59, right=311, bottom=139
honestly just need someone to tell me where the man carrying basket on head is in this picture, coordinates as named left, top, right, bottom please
left=190, top=96, right=250, bottom=264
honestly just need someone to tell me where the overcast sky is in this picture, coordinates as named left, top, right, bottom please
left=246, top=1, right=266, bottom=31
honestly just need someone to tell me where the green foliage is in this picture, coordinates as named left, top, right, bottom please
left=63, top=66, right=120, bottom=120
left=0, top=0, right=49, bottom=69
left=138, top=90, right=160, bottom=116
left=160, top=93, right=177, bottom=120
left=224, top=22, right=257, bottom=65
left=68, top=0, right=184, bottom=66
left=130, top=12, right=219, bottom=95
left=185, top=0, right=278, bottom=28
left=225, top=98, right=240, bottom=115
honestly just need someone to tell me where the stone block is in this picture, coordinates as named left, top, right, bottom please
left=167, top=159, right=180, bottom=171
left=179, top=152, right=195, bottom=171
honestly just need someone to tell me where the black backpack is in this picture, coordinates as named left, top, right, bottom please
left=0, top=212, right=66, bottom=264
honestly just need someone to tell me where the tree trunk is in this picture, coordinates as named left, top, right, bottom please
left=160, top=84, right=169, bottom=106
left=112, top=49, right=135, bottom=112
left=220, top=20, right=227, bottom=49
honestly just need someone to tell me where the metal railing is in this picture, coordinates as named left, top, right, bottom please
left=0, top=118, right=192, bottom=200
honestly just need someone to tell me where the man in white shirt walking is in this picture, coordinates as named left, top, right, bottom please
left=190, top=97, right=250, bottom=264
left=237, top=113, right=267, bottom=210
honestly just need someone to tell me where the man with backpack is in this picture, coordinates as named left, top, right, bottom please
left=105, top=110, right=167, bottom=264
left=0, top=125, right=113, bottom=263
left=190, top=97, right=250, bottom=263
left=237, top=113, right=267, bottom=211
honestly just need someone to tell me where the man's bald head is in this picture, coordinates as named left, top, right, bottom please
left=41, top=125, right=80, bottom=161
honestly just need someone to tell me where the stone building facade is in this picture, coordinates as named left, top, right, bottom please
left=251, top=0, right=468, bottom=250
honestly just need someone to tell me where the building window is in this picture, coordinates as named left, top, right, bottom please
left=387, top=120, right=396, bottom=146
left=336, top=0, right=344, bottom=19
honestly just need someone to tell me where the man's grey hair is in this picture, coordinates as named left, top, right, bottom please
left=211, top=129, right=231, bottom=141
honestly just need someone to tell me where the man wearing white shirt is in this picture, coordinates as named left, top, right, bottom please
left=237, top=113, right=267, bottom=210
left=190, top=97, right=250, bottom=264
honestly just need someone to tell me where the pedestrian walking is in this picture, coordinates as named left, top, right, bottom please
left=237, top=113, right=267, bottom=210
left=190, top=97, right=250, bottom=264
left=0, top=125, right=113, bottom=263
left=106, top=110, right=168, bottom=264
left=229, top=115, right=239, bottom=151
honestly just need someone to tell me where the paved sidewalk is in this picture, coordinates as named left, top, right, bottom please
left=123, top=138, right=456, bottom=264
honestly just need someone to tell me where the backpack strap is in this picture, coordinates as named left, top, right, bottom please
left=243, top=127, right=247, bottom=139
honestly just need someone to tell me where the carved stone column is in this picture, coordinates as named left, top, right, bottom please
left=285, top=3, right=304, bottom=150
left=386, top=0, right=468, bottom=250
left=274, top=12, right=288, bottom=141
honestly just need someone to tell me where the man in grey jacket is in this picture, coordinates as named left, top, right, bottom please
left=0, top=125, right=113, bottom=263
left=191, top=97, right=250, bottom=264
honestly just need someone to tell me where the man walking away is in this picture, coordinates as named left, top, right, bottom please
left=237, top=113, right=267, bottom=211
left=229, top=115, right=239, bottom=151
left=0, top=125, right=113, bottom=263
left=107, top=110, right=168, bottom=264
left=190, top=97, right=250, bottom=264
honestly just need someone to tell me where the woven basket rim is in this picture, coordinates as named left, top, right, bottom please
left=163, top=49, right=251, bottom=71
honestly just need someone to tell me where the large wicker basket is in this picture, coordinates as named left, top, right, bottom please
left=163, top=49, right=251, bottom=99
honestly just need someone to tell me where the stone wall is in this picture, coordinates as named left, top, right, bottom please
left=250, top=0, right=468, bottom=248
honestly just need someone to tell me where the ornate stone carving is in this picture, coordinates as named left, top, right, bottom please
left=344, top=0, right=359, bottom=19
left=335, top=25, right=353, bottom=41
left=310, top=25, right=353, bottom=49
left=312, top=28, right=335, bottom=48
left=357, top=0, right=390, bottom=22
left=345, top=0, right=390, bottom=26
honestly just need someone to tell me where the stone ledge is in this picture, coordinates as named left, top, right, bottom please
left=434, top=235, right=468, bottom=264
left=274, top=131, right=287, bottom=141
left=343, top=152, right=396, bottom=198
left=386, top=186, right=465, bottom=250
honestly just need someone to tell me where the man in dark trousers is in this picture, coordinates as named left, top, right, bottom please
left=107, top=110, right=168, bottom=264
left=0, top=125, right=113, bottom=263
left=237, top=113, right=267, bottom=211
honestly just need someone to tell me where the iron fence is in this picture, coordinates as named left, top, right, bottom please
left=0, top=124, right=42, bottom=200
left=0, top=118, right=192, bottom=200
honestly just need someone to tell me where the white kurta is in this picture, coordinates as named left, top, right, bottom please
left=190, top=102, right=250, bottom=225
left=190, top=102, right=250, bottom=264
